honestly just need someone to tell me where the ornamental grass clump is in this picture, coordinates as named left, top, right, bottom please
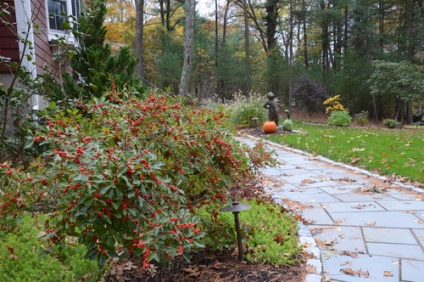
left=230, top=92, right=268, bottom=127
left=0, top=91, right=275, bottom=268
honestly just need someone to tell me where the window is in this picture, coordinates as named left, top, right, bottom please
left=48, top=0, right=67, bottom=31
left=47, top=0, right=80, bottom=31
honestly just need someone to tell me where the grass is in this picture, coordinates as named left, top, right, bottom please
left=266, top=121, right=424, bottom=184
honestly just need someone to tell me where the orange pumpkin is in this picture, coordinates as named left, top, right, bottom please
left=263, top=121, right=277, bottom=133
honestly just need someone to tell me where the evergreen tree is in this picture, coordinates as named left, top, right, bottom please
left=42, top=0, right=145, bottom=102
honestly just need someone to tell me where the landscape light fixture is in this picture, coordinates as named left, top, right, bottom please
left=220, top=201, right=252, bottom=262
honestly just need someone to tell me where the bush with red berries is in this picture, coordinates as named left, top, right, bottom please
left=0, top=91, right=275, bottom=267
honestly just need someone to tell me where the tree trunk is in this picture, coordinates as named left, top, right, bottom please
left=179, top=0, right=195, bottom=96
left=243, top=0, right=251, bottom=97
left=134, top=0, right=145, bottom=78
left=266, top=0, right=280, bottom=95
left=302, top=0, right=309, bottom=68
left=320, top=0, right=329, bottom=83
left=288, top=0, right=294, bottom=112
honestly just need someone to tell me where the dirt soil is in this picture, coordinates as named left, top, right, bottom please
left=106, top=181, right=308, bottom=282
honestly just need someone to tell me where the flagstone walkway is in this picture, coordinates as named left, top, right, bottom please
left=237, top=135, right=424, bottom=282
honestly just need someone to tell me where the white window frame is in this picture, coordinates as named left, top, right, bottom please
left=46, top=0, right=77, bottom=44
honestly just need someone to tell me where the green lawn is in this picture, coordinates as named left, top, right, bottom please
left=266, top=122, right=424, bottom=185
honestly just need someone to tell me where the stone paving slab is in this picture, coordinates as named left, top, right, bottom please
left=322, top=201, right=385, bottom=213
left=273, top=189, right=343, bottom=204
left=301, top=208, right=335, bottom=225
left=328, top=211, right=424, bottom=229
left=366, top=242, right=424, bottom=260
left=321, top=253, right=400, bottom=281
left=309, top=225, right=366, bottom=253
left=376, top=200, right=424, bottom=211
left=401, top=259, right=424, bottom=282
left=363, top=227, right=417, bottom=244
left=412, top=229, right=424, bottom=246
left=318, top=184, right=367, bottom=195
left=385, top=189, right=423, bottom=201
left=332, top=192, right=398, bottom=202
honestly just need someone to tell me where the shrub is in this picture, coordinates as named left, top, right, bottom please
left=292, top=77, right=328, bottom=118
left=383, top=119, right=400, bottom=129
left=197, top=199, right=301, bottom=266
left=353, top=111, right=369, bottom=126
left=230, top=92, right=268, bottom=127
left=0, top=92, right=275, bottom=268
left=323, top=95, right=346, bottom=114
left=328, top=111, right=352, bottom=126
left=0, top=214, right=102, bottom=282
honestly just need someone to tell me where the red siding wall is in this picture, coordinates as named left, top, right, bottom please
left=32, top=0, right=56, bottom=76
left=0, top=0, right=19, bottom=73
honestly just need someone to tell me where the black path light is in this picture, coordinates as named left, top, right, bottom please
left=220, top=201, right=252, bottom=262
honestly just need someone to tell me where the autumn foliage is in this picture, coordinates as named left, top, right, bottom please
left=0, top=91, right=275, bottom=267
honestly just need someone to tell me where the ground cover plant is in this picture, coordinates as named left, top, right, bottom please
left=266, top=121, right=424, bottom=185
left=0, top=90, right=281, bottom=275
left=0, top=214, right=102, bottom=282
left=198, top=199, right=301, bottom=266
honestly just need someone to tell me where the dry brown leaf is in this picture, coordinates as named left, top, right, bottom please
left=406, top=210, right=417, bottom=214
left=340, top=268, right=369, bottom=277
left=384, top=270, right=394, bottom=277
left=182, top=266, right=203, bottom=277
left=350, top=157, right=362, bottom=164
left=365, top=221, right=376, bottom=226
left=334, top=218, right=346, bottom=225
left=351, top=204, right=368, bottom=209
left=339, top=250, right=358, bottom=258
left=315, top=238, right=328, bottom=249
left=315, top=238, right=336, bottom=249
left=300, top=178, right=316, bottom=186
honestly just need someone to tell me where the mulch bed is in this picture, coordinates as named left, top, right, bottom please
left=107, top=249, right=306, bottom=282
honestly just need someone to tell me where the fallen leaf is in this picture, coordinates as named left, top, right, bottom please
left=339, top=250, right=358, bottom=258
left=315, top=238, right=328, bottom=249
left=351, top=204, right=368, bottom=209
left=350, top=157, right=362, bottom=164
left=340, top=268, right=369, bottom=277
left=334, top=218, right=346, bottom=225
left=406, top=210, right=417, bottom=214
left=300, top=178, right=316, bottom=186
left=182, top=266, right=203, bottom=277
left=365, top=221, right=376, bottom=226
left=384, top=271, right=394, bottom=277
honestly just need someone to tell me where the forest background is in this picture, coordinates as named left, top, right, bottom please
left=105, top=0, right=424, bottom=123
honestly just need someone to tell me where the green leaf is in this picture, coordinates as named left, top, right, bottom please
left=74, top=174, right=88, bottom=182
left=100, top=186, right=111, bottom=195
left=24, top=139, right=34, bottom=149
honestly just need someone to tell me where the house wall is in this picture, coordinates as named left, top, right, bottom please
left=31, top=0, right=58, bottom=76
left=0, top=0, right=20, bottom=73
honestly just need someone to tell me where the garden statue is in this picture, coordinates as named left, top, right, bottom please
left=263, top=92, right=279, bottom=126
